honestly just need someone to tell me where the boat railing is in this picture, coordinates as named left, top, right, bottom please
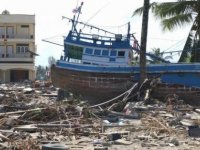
left=66, top=31, right=129, bottom=46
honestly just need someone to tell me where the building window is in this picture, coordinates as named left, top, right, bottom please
left=0, top=27, right=5, bottom=38
left=7, top=45, right=13, bottom=55
left=102, top=50, right=109, bottom=56
left=0, top=45, right=4, bottom=57
left=94, top=49, right=101, bottom=56
left=110, top=50, right=117, bottom=56
left=85, top=48, right=93, bottom=55
left=16, top=44, right=29, bottom=53
left=118, top=51, right=125, bottom=57
left=21, top=25, right=29, bottom=28
left=6, top=26, right=14, bottom=38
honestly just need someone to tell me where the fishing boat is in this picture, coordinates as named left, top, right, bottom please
left=51, top=2, right=200, bottom=104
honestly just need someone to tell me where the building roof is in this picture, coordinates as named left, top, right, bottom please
left=0, top=12, right=35, bottom=24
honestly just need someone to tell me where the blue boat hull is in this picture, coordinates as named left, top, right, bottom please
left=51, top=61, right=200, bottom=104
left=56, top=61, right=200, bottom=87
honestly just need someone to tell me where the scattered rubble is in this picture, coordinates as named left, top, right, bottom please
left=0, top=80, right=200, bottom=150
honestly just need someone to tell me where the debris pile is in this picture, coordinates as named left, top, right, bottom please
left=0, top=82, right=200, bottom=149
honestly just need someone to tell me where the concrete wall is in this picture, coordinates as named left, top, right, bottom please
left=5, top=70, right=10, bottom=82
left=0, top=14, right=35, bottom=24
left=29, top=69, right=36, bottom=81
left=0, top=69, right=35, bottom=82
left=0, top=70, right=3, bottom=82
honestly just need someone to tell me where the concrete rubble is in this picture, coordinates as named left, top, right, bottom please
left=0, top=81, right=200, bottom=149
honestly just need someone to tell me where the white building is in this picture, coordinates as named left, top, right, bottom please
left=0, top=10, right=36, bottom=82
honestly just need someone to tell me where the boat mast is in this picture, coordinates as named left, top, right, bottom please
left=127, top=22, right=130, bottom=40
left=71, top=2, right=84, bottom=34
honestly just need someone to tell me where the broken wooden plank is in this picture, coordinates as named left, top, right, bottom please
left=0, top=108, right=44, bottom=117
left=37, top=124, right=93, bottom=128
left=107, top=110, right=141, bottom=119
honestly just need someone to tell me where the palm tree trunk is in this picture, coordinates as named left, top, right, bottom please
left=178, top=25, right=194, bottom=62
left=191, top=14, right=200, bottom=62
left=140, top=0, right=149, bottom=84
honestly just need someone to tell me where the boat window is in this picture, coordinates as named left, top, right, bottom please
left=109, top=58, right=116, bottom=62
left=118, top=51, right=125, bottom=57
left=96, top=41, right=102, bottom=45
left=92, top=63, right=99, bottom=65
left=110, top=50, right=117, bottom=56
left=67, top=45, right=83, bottom=60
left=85, top=48, right=93, bottom=55
left=83, top=62, right=91, bottom=64
left=102, top=50, right=109, bottom=56
left=94, top=49, right=101, bottom=56
left=105, top=42, right=112, bottom=45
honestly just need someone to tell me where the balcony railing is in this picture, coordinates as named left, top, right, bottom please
left=0, top=53, right=33, bottom=58
left=0, top=34, right=34, bottom=39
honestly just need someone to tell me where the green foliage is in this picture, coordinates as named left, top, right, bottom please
left=149, top=48, right=172, bottom=64
left=48, top=56, right=56, bottom=67
left=132, top=2, right=157, bottom=16
left=153, top=1, right=195, bottom=19
left=133, top=0, right=200, bottom=62
left=133, top=0, right=199, bottom=31
left=36, top=65, right=48, bottom=80
left=161, top=13, right=193, bottom=30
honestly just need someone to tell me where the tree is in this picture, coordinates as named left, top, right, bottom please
left=133, top=0, right=200, bottom=62
left=139, top=0, right=150, bottom=84
left=149, top=48, right=172, bottom=63
left=36, top=65, right=47, bottom=80
left=48, top=56, right=56, bottom=68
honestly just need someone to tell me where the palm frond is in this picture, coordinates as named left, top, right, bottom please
left=154, top=1, right=197, bottom=19
left=164, top=56, right=173, bottom=60
left=132, top=2, right=157, bottom=17
left=132, top=7, right=144, bottom=16
left=161, top=13, right=193, bottom=30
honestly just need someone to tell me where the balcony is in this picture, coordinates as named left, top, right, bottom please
left=0, top=53, right=34, bottom=62
left=0, top=34, right=34, bottom=42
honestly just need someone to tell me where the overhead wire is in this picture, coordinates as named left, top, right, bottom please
left=81, top=1, right=111, bottom=31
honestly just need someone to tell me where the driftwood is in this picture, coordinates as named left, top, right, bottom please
left=107, top=110, right=140, bottom=119
left=144, top=116, right=172, bottom=134
left=37, top=124, right=93, bottom=128
left=0, top=108, right=44, bottom=117
left=0, top=133, right=9, bottom=141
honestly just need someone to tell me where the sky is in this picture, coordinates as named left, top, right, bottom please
left=1, top=0, right=192, bottom=66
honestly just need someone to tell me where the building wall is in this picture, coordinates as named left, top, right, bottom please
left=5, top=70, right=10, bottom=82
left=0, top=10, right=36, bottom=82
left=0, top=14, right=35, bottom=24
left=0, top=70, right=3, bottom=82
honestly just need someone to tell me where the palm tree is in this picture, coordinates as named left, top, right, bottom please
left=133, top=0, right=200, bottom=62
left=149, top=48, right=173, bottom=63
left=140, top=0, right=150, bottom=84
